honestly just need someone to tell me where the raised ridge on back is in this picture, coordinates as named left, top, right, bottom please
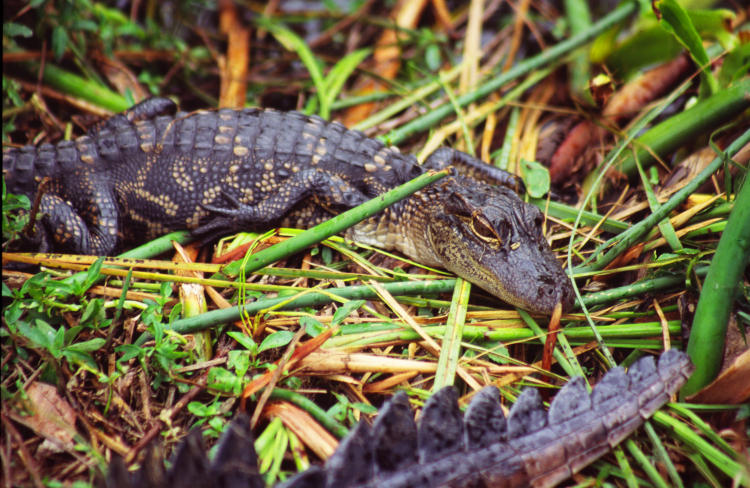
left=102, top=350, right=693, bottom=488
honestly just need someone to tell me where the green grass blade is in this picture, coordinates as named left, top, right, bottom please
left=36, top=63, right=130, bottom=112
left=652, top=410, right=745, bottom=481
left=322, top=48, right=371, bottom=114
left=656, top=0, right=718, bottom=95
left=633, top=149, right=682, bottom=251
left=564, top=0, right=593, bottom=103
left=529, top=198, right=629, bottom=233
left=380, top=2, right=638, bottom=145
left=643, top=420, right=684, bottom=488
left=517, top=309, right=579, bottom=377
left=268, top=388, right=348, bottom=438
left=135, top=279, right=458, bottom=345
left=259, top=19, right=327, bottom=116
left=574, top=128, right=750, bottom=275
left=351, top=63, right=464, bottom=132
left=495, top=107, right=520, bottom=171
left=613, top=78, right=749, bottom=180
left=683, top=165, right=750, bottom=396
left=580, top=266, right=707, bottom=308
left=434, top=278, right=470, bottom=390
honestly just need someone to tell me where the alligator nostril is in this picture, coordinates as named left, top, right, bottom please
left=540, top=282, right=556, bottom=297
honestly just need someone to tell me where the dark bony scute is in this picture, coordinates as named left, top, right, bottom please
left=104, top=350, right=693, bottom=488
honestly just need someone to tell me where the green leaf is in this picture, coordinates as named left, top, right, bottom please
left=718, top=42, right=750, bottom=88
left=689, top=8, right=736, bottom=49
left=520, top=159, right=551, bottom=198
left=115, top=344, right=143, bottom=363
left=321, top=48, right=371, bottom=114
left=16, top=320, right=51, bottom=349
left=425, top=44, right=442, bottom=72
left=226, top=331, right=258, bottom=354
left=258, top=330, right=295, bottom=353
left=51, top=25, right=69, bottom=60
left=80, top=298, right=105, bottom=327
left=80, top=257, right=104, bottom=295
left=66, top=338, right=106, bottom=353
left=351, top=402, right=378, bottom=415
left=62, top=350, right=99, bottom=371
left=3, top=22, right=33, bottom=38
left=64, top=325, right=84, bottom=345
left=300, top=316, right=325, bottom=337
left=52, top=325, right=65, bottom=358
left=656, top=0, right=718, bottom=95
left=227, top=350, right=251, bottom=377
left=207, top=367, right=243, bottom=395
left=71, top=19, right=99, bottom=32
left=187, top=400, right=221, bottom=417
left=331, top=299, right=366, bottom=327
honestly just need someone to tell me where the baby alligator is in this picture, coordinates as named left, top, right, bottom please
left=103, top=350, right=693, bottom=488
left=3, top=97, right=574, bottom=314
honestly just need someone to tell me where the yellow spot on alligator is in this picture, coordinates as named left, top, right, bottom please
left=133, top=190, right=179, bottom=217
left=81, top=154, right=94, bottom=164
left=511, top=242, right=520, bottom=250
left=364, top=163, right=377, bottom=173
left=234, top=146, right=249, bottom=156
left=264, top=162, right=273, bottom=171
left=229, top=164, right=239, bottom=173
left=311, top=154, right=321, bottom=165
left=373, top=154, right=386, bottom=166
left=215, top=135, right=230, bottom=145
left=201, top=185, right=223, bottom=204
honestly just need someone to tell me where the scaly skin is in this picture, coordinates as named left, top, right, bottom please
left=103, top=350, right=693, bottom=488
left=3, top=97, right=573, bottom=313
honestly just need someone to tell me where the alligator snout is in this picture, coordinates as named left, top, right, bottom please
left=538, top=274, right=575, bottom=313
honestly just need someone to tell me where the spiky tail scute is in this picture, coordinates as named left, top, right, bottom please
left=103, top=350, right=692, bottom=488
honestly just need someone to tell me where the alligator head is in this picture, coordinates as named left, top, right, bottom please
left=422, top=176, right=574, bottom=314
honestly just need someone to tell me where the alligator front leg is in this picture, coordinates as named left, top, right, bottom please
left=192, top=168, right=370, bottom=237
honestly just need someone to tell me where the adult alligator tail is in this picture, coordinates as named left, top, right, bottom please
left=103, top=350, right=693, bottom=488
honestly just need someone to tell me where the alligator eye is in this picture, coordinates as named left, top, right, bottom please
left=471, top=215, right=500, bottom=243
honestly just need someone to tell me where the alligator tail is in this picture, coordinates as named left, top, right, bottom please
left=102, top=350, right=693, bottom=488
left=3, top=98, right=178, bottom=199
